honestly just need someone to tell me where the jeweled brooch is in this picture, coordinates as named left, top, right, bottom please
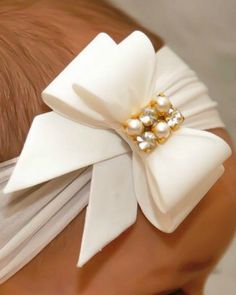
left=124, top=93, right=184, bottom=152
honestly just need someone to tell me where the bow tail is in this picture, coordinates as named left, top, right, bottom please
left=78, top=153, right=137, bottom=267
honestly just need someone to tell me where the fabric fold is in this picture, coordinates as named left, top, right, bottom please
left=0, top=171, right=91, bottom=284
left=154, top=46, right=225, bottom=130
left=0, top=168, right=91, bottom=262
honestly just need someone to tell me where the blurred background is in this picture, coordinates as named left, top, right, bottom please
left=109, top=0, right=236, bottom=144
left=108, top=1, right=236, bottom=294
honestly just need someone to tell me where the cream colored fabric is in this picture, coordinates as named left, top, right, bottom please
left=0, top=31, right=231, bottom=284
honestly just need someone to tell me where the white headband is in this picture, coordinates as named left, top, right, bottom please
left=0, top=31, right=231, bottom=282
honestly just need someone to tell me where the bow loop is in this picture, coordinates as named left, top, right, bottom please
left=42, top=33, right=116, bottom=129
left=143, top=128, right=231, bottom=214
left=73, top=31, right=157, bottom=127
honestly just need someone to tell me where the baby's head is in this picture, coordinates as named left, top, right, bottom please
left=0, top=0, right=162, bottom=163
left=0, top=1, right=235, bottom=294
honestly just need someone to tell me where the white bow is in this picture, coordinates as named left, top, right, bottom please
left=4, top=31, right=231, bottom=266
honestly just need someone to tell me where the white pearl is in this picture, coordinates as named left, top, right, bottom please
left=155, top=95, right=171, bottom=113
left=126, top=119, right=144, bottom=136
left=152, top=121, right=171, bottom=141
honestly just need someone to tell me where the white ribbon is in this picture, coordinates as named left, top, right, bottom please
left=4, top=31, right=231, bottom=266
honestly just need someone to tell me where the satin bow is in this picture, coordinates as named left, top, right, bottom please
left=4, top=31, right=231, bottom=266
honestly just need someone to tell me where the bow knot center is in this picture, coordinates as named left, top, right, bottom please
left=123, top=93, right=184, bottom=152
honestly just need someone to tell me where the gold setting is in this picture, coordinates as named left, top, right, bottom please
left=123, top=93, right=184, bottom=153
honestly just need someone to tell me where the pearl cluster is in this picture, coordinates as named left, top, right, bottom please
left=124, top=93, right=184, bottom=153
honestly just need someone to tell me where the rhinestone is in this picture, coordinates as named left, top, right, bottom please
left=136, top=131, right=157, bottom=152
left=139, top=107, right=158, bottom=127
left=166, top=108, right=184, bottom=130
left=138, top=141, right=153, bottom=152
left=167, top=107, right=175, bottom=115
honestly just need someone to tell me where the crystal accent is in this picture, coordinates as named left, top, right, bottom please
left=123, top=93, right=184, bottom=152
left=136, top=131, right=157, bottom=152
left=168, top=108, right=175, bottom=115
left=139, top=107, right=158, bottom=127
left=166, top=108, right=184, bottom=130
